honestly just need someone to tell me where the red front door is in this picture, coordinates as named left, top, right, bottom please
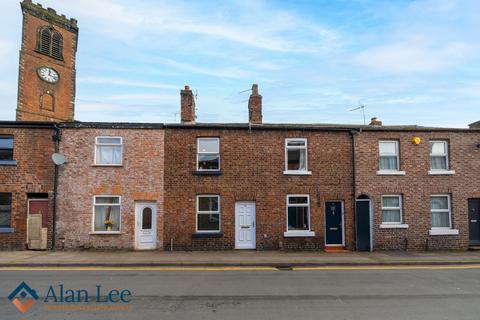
left=28, top=199, right=48, bottom=228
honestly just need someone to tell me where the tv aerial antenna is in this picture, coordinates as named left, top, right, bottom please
left=349, top=103, right=366, bottom=125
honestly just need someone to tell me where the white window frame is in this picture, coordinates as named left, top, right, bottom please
left=196, top=195, right=221, bottom=233
left=284, top=194, right=315, bottom=237
left=91, top=195, right=121, bottom=234
left=429, top=194, right=452, bottom=230
left=428, top=140, right=455, bottom=175
left=377, top=140, right=405, bottom=175
left=380, top=195, right=408, bottom=228
left=284, top=138, right=311, bottom=175
left=196, top=138, right=220, bottom=171
left=94, top=136, right=123, bottom=166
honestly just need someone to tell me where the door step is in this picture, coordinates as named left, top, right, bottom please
left=324, top=246, right=349, bottom=253
left=468, top=246, right=480, bottom=251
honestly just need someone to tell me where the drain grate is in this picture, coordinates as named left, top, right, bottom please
left=276, top=265, right=293, bottom=271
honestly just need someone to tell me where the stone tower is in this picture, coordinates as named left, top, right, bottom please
left=16, top=0, right=78, bottom=122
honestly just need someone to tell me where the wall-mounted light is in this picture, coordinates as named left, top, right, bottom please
left=412, top=136, right=421, bottom=145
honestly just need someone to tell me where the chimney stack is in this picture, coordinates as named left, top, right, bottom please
left=469, top=120, right=480, bottom=129
left=180, top=85, right=195, bottom=124
left=369, top=117, right=382, bottom=126
left=248, top=84, right=262, bottom=124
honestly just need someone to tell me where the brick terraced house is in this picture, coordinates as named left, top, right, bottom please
left=0, top=121, right=56, bottom=250
left=163, top=86, right=356, bottom=250
left=354, top=126, right=480, bottom=251
left=55, top=124, right=165, bottom=250
left=1, top=1, right=480, bottom=251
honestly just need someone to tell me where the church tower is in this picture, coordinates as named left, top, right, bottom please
left=16, top=0, right=78, bottom=122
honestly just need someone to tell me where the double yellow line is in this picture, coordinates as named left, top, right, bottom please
left=1, top=265, right=480, bottom=271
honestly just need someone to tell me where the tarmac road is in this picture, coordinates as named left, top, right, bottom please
left=1, top=266, right=480, bottom=320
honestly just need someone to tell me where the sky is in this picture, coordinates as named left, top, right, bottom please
left=0, top=0, right=479, bottom=127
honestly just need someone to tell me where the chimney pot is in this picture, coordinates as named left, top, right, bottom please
left=180, top=85, right=195, bottom=124
left=248, top=84, right=262, bottom=124
left=369, top=117, right=382, bottom=126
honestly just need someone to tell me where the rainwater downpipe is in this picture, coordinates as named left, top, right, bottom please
left=51, top=125, right=61, bottom=250
left=349, top=128, right=360, bottom=250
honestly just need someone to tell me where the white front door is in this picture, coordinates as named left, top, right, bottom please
left=135, top=202, right=157, bottom=250
left=235, top=202, right=256, bottom=249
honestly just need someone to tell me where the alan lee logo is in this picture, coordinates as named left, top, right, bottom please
left=44, top=284, right=132, bottom=303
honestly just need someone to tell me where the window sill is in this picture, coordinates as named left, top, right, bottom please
left=193, top=170, right=222, bottom=176
left=429, top=229, right=459, bottom=236
left=283, top=231, right=315, bottom=237
left=0, top=160, right=17, bottom=166
left=89, top=231, right=122, bottom=235
left=283, top=171, right=312, bottom=176
left=376, top=170, right=406, bottom=176
left=92, top=164, right=123, bottom=167
left=380, top=224, right=409, bottom=229
left=192, top=232, right=223, bottom=238
left=428, top=170, right=455, bottom=175
left=0, top=228, right=15, bottom=233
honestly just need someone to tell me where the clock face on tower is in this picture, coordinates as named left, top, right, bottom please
left=37, top=66, right=59, bottom=83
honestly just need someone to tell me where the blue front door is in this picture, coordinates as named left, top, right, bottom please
left=325, top=201, right=343, bottom=245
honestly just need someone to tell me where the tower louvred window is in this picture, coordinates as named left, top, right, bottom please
left=39, top=27, right=51, bottom=55
left=37, top=26, right=63, bottom=60
left=51, top=31, right=63, bottom=59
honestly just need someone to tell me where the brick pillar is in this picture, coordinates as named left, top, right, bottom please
left=248, top=84, right=262, bottom=124
left=180, top=85, right=195, bottom=124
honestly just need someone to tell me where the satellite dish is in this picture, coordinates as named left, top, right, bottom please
left=52, top=153, right=68, bottom=165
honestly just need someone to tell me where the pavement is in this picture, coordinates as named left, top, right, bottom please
left=2, top=249, right=480, bottom=267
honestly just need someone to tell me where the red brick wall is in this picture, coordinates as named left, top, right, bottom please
left=17, top=7, right=77, bottom=122
left=0, top=127, right=55, bottom=250
left=355, top=130, right=480, bottom=250
left=164, top=128, right=354, bottom=250
left=56, top=128, right=164, bottom=249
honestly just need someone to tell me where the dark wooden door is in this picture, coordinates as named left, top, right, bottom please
left=325, top=201, right=343, bottom=245
left=356, top=200, right=371, bottom=251
left=469, top=199, right=480, bottom=245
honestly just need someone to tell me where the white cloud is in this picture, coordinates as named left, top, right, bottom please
left=75, top=100, right=177, bottom=122
left=41, top=0, right=340, bottom=53
left=354, top=39, right=472, bottom=74
left=152, top=58, right=251, bottom=79
left=77, top=76, right=179, bottom=89
left=79, top=93, right=178, bottom=106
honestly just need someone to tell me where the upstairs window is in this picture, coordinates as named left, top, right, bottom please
left=197, top=138, right=220, bottom=171
left=379, top=141, right=399, bottom=171
left=0, top=193, right=12, bottom=228
left=430, top=141, right=449, bottom=171
left=285, top=139, right=309, bottom=174
left=37, top=26, right=63, bottom=60
left=0, top=136, right=14, bottom=164
left=95, top=137, right=123, bottom=166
